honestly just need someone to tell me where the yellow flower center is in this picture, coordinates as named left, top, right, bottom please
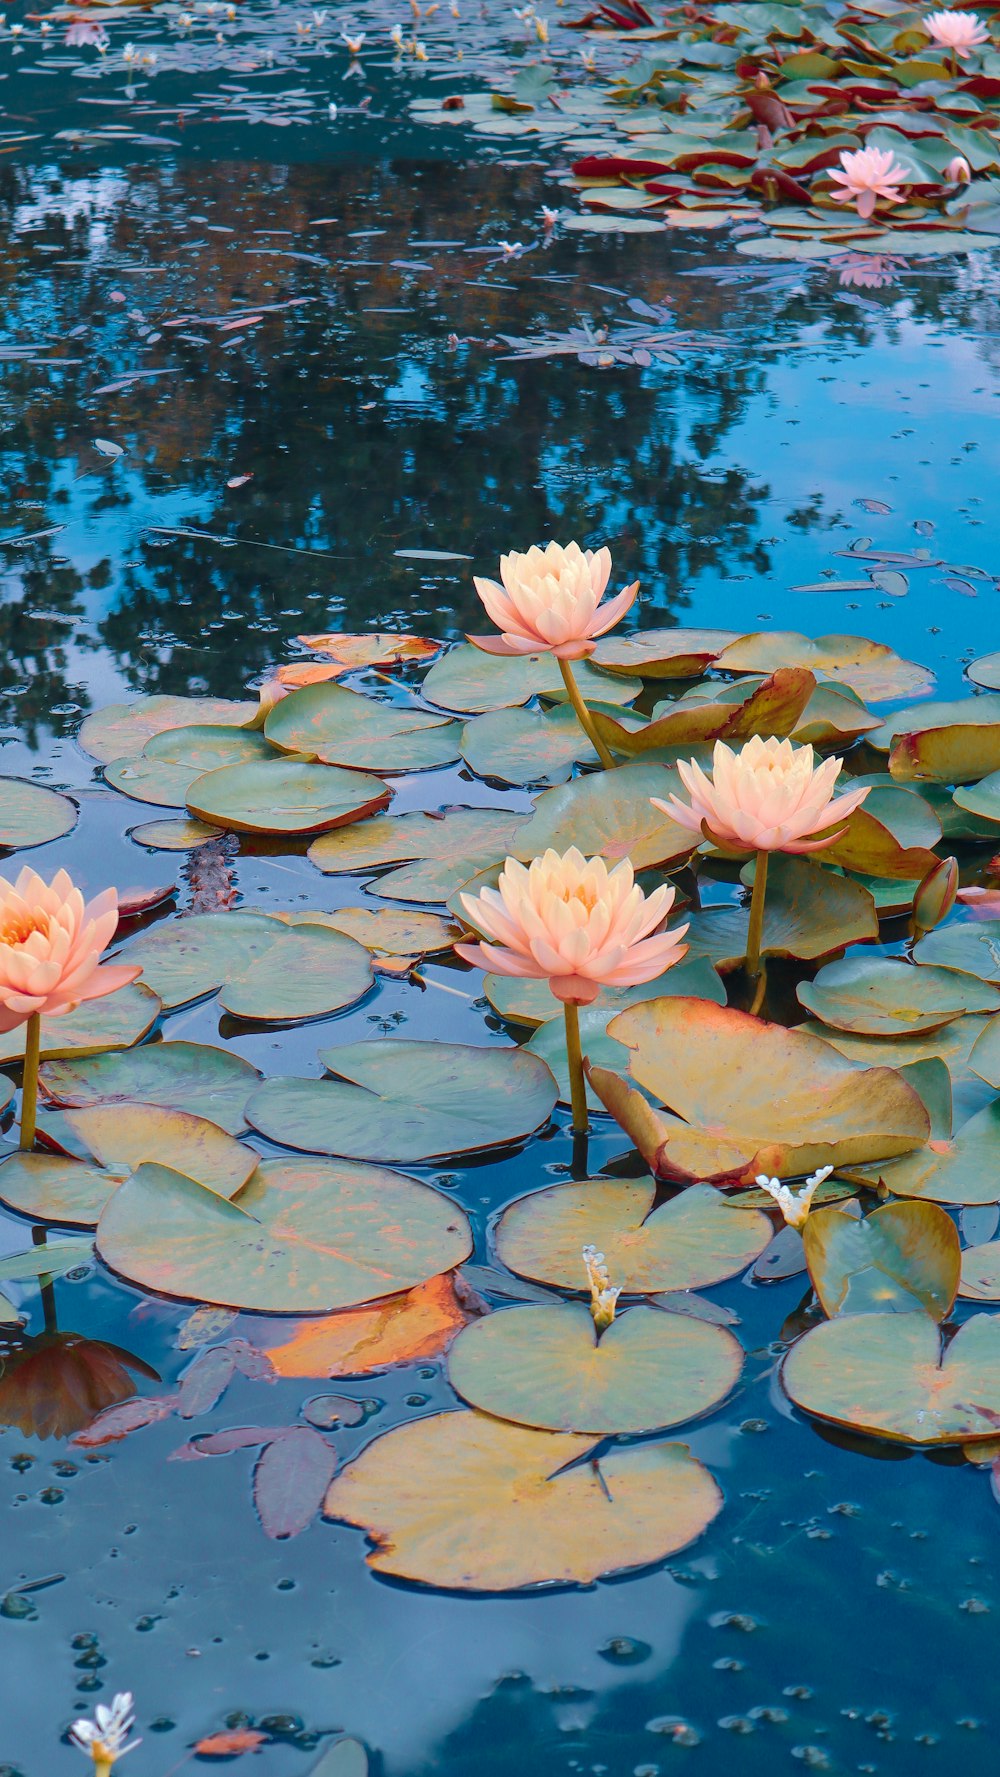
left=0, top=909, right=50, bottom=947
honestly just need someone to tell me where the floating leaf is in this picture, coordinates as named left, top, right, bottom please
left=967, top=651, right=1000, bottom=692
left=873, top=694, right=1000, bottom=783
left=913, top=921, right=1000, bottom=984
left=593, top=627, right=740, bottom=678
left=496, top=1179, right=771, bottom=1293
left=803, top=1201, right=960, bottom=1321
left=797, top=956, right=1000, bottom=1036
left=752, top=1226, right=807, bottom=1283
left=526, top=1007, right=633, bottom=1109
left=958, top=1244, right=1000, bottom=1302
left=953, top=772, right=1000, bottom=827
left=510, top=762, right=698, bottom=870
left=486, top=956, right=724, bottom=1027
left=96, top=1160, right=471, bottom=1312
left=122, top=912, right=374, bottom=1023
left=821, top=784, right=942, bottom=881
left=177, top=1346, right=236, bottom=1419
left=195, top=1731, right=268, bottom=1757
left=302, top=1396, right=365, bottom=1429
left=41, top=1041, right=262, bottom=1136
left=306, top=1742, right=368, bottom=1777
left=308, top=809, right=522, bottom=904
left=0, top=1239, right=93, bottom=1281
left=104, top=725, right=274, bottom=809
left=849, top=1102, right=1000, bottom=1207
left=684, top=855, right=877, bottom=970
left=323, top=1412, right=722, bottom=1590
left=131, top=817, right=224, bottom=851
left=599, top=997, right=928, bottom=1181
left=265, top=681, right=461, bottom=774
left=298, top=632, right=439, bottom=673
left=263, top=1273, right=476, bottom=1378
left=320, top=906, right=460, bottom=958
left=421, top=645, right=640, bottom=714
left=793, top=684, right=882, bottom=748
left=447, top=1301, right=743, bottom=1435
left=714, top=632, right=933, bottom=700
left=246, top=1040, right=556, bottom=1161
left=782, top=1313, right=1000, bottom=1445
left=71, top=1394, right=178, bottom=1449
left=79, top=696, right=255, bottom=765
left=0, top=778, right=77, bottom=849
left=0, top=983, right=160, bottom=1066
left=460, top=704, right=599, bottom=784
left=187, top=760, right=391, bottom=837
left=595, top=668, right=817, bottom=757
left=254, top=1427, right=337, bottom=1539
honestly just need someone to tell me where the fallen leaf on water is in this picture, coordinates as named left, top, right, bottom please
left=195, top=1730, right=268, bottom=1757
left=262, top=1271, right=476, bottom=1378
left=71, top=1394, right=178, bottom=1447
left=297, top=632, right=439, bottom=674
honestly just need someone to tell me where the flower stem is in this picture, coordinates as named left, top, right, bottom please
left=558, top=657, right=617, bottom=771
left=563, top=1000, right=589, bottom=1136
left=20, top=1012, right=41, bottom=1152
left=745, top=849, right=769, bottom=981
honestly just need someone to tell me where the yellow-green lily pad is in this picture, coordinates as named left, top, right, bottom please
left=797, top=956, right=1000, bottom=1036
left=802, top=1200, right=960, bottom=1321
left=782, top=1312, right=1000, bottom=1445
left=187, top=760, right=390, bottom=836
left=265, top=681, right=461, bottom=774
left=0, top=778, right=77, bottom=849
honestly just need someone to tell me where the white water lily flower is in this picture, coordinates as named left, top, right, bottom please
left=70, top=1694, right=141, bottom=1769
left=583, top=1244, right=620, bottom=1331
left=754, top=1165, right=834, bottom=1230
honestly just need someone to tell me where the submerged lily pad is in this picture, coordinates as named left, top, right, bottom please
left=122, top=912, right=374, bottom=1023
left=104, top=725, right=274, bottom=808
left=0, top=983, right=161, bottom=1066
left=803, top=1201, right=960, bottom=1321
left=265, top=681, right=461, bottom=774
left=41, top=1041, right=262, bottom=1135
left=187, top=760, right=390, bottom=836
left=0, top=778, right=77, bottom=849
left=97, top=1158, right=472, bottom=1312
left=510, top=762, right=698, bottom=870
left=323, top=1412, right=722, bottom=1590
left=246, top=1040, right=556, bottom=1161
left=496, top=1179, right=771, bottom=1294
left=79, top=695, right=256, bottom=764
left=422, top=645, right=640, bottom=714
left=782, top=1312, right=1000, bottom=1445
left=447, top=1301, right=743, bottom=1435
left=308, top=808, right=522, bottom=903
left=797, top=956, right=1000, bottom=1036
left=485, top=956, right=724, bottom=1027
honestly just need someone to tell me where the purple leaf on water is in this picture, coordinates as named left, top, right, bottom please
left=177, top=1346, right=237, bottom=1419
left=253, top=1427, right=337, bottom=1539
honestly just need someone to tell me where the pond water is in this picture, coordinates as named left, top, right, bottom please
left=2, top=6, right=1000, bottom=1775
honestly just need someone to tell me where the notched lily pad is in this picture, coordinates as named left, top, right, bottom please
left=782, top=1312, right=1000, bottom=1445
left=265, top=681, right=461, bottom=774
left=104, top=725, right=274, bottom=808
left=187, top=760, right=391, bottom=836
left=803, top=1201, right=960, bottom=1321
left=683, top=855, right=877, bottom=970
left=511, top=762, right=698, bottom=870
left=422, top=645, right=640, bottom=714
left=122, top=912, right=374, bottom=1023
left=715, top=633, right=933, bottom=701
left=797, top=956, right=1000, bottom=1036
left=41, top=1041, right=262, bottom=1136
left=308, top=808, right=522, bottom=904
left=79, top=695, right=256, bottom=764
left=0, top=983, right=160, bottom=1066
left=486, top=956, right=724, bottom=1028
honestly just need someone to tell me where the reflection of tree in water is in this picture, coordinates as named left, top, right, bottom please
left=0, top=548, right=89, bottom=745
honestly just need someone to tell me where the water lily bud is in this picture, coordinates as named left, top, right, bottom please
left=944, top=154, right=972, bottom=183
left=913, top=855, right=958, bottom=935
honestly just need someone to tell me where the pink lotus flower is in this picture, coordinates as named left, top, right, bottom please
left=0, top=867, right=140, bottom=1033
left=654, top=735, right=870, bottom=856
left=829, top=145, right=908, bottom=220
left=924, top=9, right=989, bottom=56
left=944, top=154, right=972, bottom=182
left=454, top=846, right=688, bottom=1005
left=469, top=541, right=638, bottom=660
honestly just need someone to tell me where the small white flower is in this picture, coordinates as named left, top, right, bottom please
left=178, top=13, right=194, bottom=27
left=497, top=239, right=524, bottom=259
left=342, top=31, right=365, bottom=52
left=328, top=100, right=338, bottom=118
left=122, top=40, right=137, bottom=61
left=579, top=45, right=595, bottom=68
left=414, top=39, right=428, bottom=57
left=10, top=19, right=23, bottom=34
left=534, top=15, right=549, bottom=41
left=583, top=1244, right=620, bottom=1330
left=754, top=1165, right=833, bottom=1230
left=540, top=205, right=558, bottom=229
left=141, top=50, right=157, bottom=66
left=390, top=22, right=405, bottom=45
left=313, top=8, right=329, bottom=21
left=70, top=1694, right=140, bottom=1769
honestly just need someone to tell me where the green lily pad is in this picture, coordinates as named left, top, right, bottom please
left=447, top=1301, right=743, bottom=1435
left=525, top=1007, right=632, bottom=1109
left=496, top=1179, right=772, bottom=1294
left=104, top=725, right=275, bottom=809
left=802, top=1201, right=960, bottom=1321
left=953, top=772, right=1000, bottom=826
left=131, top=817, right=225, bottom=850
left=187, top=760, right=390, bottom=836
left=41, top=1041, right=262, bottom=1136
left=967, top=652, right=1000, bottom=692
left=421, top=645, right=641, bottom=714
left=510, top=761, right=698, bottom=870
left=323, top=1412, right=722, bottom=1590
left=594, top=668, right=817, bottom=758
left=320, top=907, right=460, bottom=958
left=246, top=1039, right=556, bottom=1161
left=593, top=627, right=740, bottom=678
left=792, top=684, right=882, bottom=748
left=782, top=1312, right=1000, bottom=1445
left=847, top=1101, right=1000, bottom=1207
left=265, top=681, right=461, bottom=774
left=308, top=809, right=523, bottom=904
left=0, top=1103, right=257, bottom=1227
left=870, top=695, right=1000, bottom=751
left=796, top=956, right=1000, bottom=1036
left=821, top=785, right=942, bottom=881
left=96, top=1158, right=472, bottom=1312
left=0, top=778, right=77, bottom=849
left=871, top=694, right=1000, bottom=783
left=969, top=1016, right=1000, bottom=1090
left=684, top=855, right=877, bottom=970
left=0, top=1238, right=94, bottom=1282
left=485, top=956, right=724, bottom=1027
left=714, top=632, right=933, bottom=701
left=122, top=912, right=374, bottom=1022
left=913, top=921, right=1000, bottom=983
left=79, top=695, right=256, bottom=765
left=958, top=1243, right=1000, bottom=1302
left=460, top=704, right=599, bottom=785
left=0, top=982, right=161, bottom=1066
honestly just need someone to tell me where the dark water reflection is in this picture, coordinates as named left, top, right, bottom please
left=1, top=39, right=1000, bottom=1777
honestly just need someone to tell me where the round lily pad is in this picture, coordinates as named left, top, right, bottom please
left=796, top=956, right=1000, bottom=1036
left=105, top=725, right=274, bottom=808
left=486, top=957, right=724, bottom=1028
left=0, top=1153, right=117, bottom=1229
left=511, top=761, right=698, bottom=870
left=96, top=1157, right=472, bottom=1312
left=323, top=1411, right=722, bottom=1590
left=421, top=645, right=640, bottom=714
left=187, top=760, right=390, bottom=836
left=782, top=1312, right=1000, bottom=1445
left=460, top=705, right=598, bottom=785
left=265, top=681, right=461, bottom=774
left=913, top=921, right=1000, bottom=983
left=967, top=652, right=1000, bottom=692
left=321, top=907, right=460, bottom=958
left=123, top=912, right=374, bottom=1023
left=40, top=1041, right=262, bottom=1135
left=715, top=632, right=933, bottom=701
left=79, top=695, right=256, bottom=764
left=594, top=627, right=739, bottom=679
left=0, top=982, right=161, bottom=1066
left=854, top=1101, right=1000, bottom=1207
left=447, top=1301, right=743, bottom=1435
left=953, top=772, right=1000, bottom=826
left=802, top=1201, right=960, bottom=1321
left=821, top=785, right=942, bottom=881
left=131, top=817, right=224, bottom=850
left=496, top=1179, right=771, bottom=1294
left=0, top=777, right=77, bottom=849
left=246, top=1040, right=557, bottom=1162
left=526, top=1008, right=633, bottom=1109
left=308, top=808, right=523, bottom=904
left=958, top=1243, right=1000, bottom=1302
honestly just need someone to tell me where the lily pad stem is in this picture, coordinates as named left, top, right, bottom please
left=745, top=849, right=769, bottom=982
left=20, top=1012, right=41, bottom=1152
left=563, top=1000, right=589, bottom=1136
left=558, top=657, right=617, bottom=771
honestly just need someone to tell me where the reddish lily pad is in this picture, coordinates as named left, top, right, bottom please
left=821, top=785, right=942, bottom=881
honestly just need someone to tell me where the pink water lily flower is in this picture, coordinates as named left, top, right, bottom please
left=470, top=541, right=638, bottom=660
left=0, top=867, right=140, bottom=1033
left=455, top=846, right=688, bottom=1005
left=830, top=145, right=908, bottom=219
left=924, top=9, right=989, bottom=56
left=944, top=154, right=972, bottom=182
left=654, top=735, right=870, bottom=856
